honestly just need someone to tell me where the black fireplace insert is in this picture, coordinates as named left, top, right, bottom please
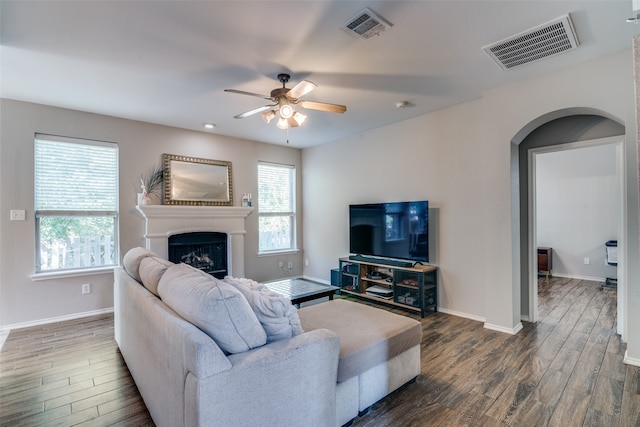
left=168, top=232, right=228, bottom=279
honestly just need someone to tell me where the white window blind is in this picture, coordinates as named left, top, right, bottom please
left=35, top=134, right=119, bottom=272
left=258, top=162, right=296, bottom=253
left=35, top=136, right=118, bottom=212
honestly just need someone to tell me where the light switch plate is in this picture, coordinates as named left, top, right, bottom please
left=10, top=210, right=26, bottom=221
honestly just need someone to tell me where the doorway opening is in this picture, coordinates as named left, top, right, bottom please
left=528, top=137, right=623, bottom=326
left=512, top=112, right=626, bottom=338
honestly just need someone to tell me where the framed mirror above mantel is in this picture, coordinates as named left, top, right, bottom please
left=163, top=154, right=233, bottom=206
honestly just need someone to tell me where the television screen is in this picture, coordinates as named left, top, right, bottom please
left=349, top=201, right=429, bottom=263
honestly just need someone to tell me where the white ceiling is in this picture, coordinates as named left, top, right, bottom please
left=1, top=1, right=639, bottom=148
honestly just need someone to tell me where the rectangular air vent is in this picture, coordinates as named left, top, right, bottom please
left=483, top=14, right=579, bottom=70
left=342, top=8, right=392, bottom=39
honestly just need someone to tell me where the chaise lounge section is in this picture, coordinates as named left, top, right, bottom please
left=114, top=248, right=421, bottom=426
left=298, top=299, right=422, bottom=424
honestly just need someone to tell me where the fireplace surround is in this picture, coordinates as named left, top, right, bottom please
left=135, top=205, right=253, bottom=277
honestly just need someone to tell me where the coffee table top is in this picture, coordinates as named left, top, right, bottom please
left=264, top=278, right=338, bottom=305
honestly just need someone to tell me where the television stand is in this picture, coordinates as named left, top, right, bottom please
left=339, top=257, right=437, bottom=317
left=348, top=254, right=413, bottom=268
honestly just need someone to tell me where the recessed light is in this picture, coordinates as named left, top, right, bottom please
left=202, top=123, right=216, bottom=129
left=396, top=101, right=414, bottom=108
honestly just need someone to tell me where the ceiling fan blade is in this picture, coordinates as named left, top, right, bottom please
left=287, top=80, right=317, bottom=100
left=233, top=105, right=272, bottom=119
left=224, top=89, right=271, bottom=100
left=297, top=100, right=347, bottom=114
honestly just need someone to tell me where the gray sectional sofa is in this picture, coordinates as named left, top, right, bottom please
left=114, top=248, right=422, bottom=427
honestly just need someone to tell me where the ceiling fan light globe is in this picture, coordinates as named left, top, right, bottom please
left=262, top=110, right=276, bottom=124
left=279, top=104, right=294, bottom=119
left=277, top=117, right=289, bottom=129
left=293, top=111, right=307, bottom=126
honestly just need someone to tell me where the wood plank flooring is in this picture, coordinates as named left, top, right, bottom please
left=0, top=314, right=153, bottom=426
left=351, top=277, right=640, bottom=427
left=1, top=277, right=638, bottom=426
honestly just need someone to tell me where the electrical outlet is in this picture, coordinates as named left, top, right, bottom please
left=584, top=257, right=590, bottom=265
left=82, top=283, right=91, bottom=294
left=287, top=261, right=293, bottom=270
left=278, top=261, right=284, bottom=268
left=10, top=210, right=25, bottom=221
left=305, top=258, right=309, bottom=266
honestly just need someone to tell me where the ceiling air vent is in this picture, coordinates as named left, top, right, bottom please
left=483, top=14, right=579, bottom=70
left=342, top=8, right=392, bottom=39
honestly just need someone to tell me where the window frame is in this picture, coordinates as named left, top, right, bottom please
left=34, top=134, right=119, bottom=274
left=257, top=161, right=297, bottom=254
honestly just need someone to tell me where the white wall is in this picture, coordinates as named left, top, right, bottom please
left=536, top=144, right=618, bottom=281
left=302, top=49, right=639, bottom=352
left=631, top=34, right=640, bottom=366
left=0, top=99, right=303, bottom=328
left=489, top=49, right=638, bottom=351
left=303, top=99, right=488, bottom=321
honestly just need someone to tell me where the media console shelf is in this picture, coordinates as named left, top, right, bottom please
left=338, top=257, right=437, bottom=317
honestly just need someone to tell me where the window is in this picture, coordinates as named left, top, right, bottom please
left=258, top=162, right=296, bottom=253
left=35, top=134, right=119, bottom=273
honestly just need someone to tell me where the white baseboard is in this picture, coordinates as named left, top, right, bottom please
left=435, top=307, right=524, bottom=336
left=0, top=307, right=114, bottom=333
left=484, top=321, right=524, bottom=335
left=437, top=307, right=485, bottom=323
left=624, top=350, right=640, bottom=367
left=550, top=272, right=606, bottom=282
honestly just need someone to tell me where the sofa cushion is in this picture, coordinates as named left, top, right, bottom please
left=158, top=263, right=267, bottom=354
left=139, top=256, right=174, bottom=296
left=122, top=247, right=155, bottom=282
left=298, top=299, right=422, bottom=382
left=223, top=277, right=303, bottom=343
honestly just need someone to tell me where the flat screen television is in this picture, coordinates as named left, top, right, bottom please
left=349, top=201, right=429, bottom=263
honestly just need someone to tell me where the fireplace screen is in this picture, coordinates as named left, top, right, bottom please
left=168, top=232, right=228, bottom=279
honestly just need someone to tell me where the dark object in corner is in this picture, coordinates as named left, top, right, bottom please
left=601, top=240, right=617, bottom=291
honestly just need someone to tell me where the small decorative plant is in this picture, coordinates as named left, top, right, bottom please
left=139, top=162, right=164, bottom=204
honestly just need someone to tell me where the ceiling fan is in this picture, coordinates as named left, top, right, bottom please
left=224, top=73, right=347, bottom=129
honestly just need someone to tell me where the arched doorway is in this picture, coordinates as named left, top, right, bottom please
left=510, top=110, right=626, bottom=336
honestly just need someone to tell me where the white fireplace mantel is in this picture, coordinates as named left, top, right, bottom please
left=135, top=205, right=254, bottom=277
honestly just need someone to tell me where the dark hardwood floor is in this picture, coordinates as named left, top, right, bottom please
left=1, top=277, right=638, bottom=426
left=352, top=277, right=639, bottom=427
left=0, top=314, right=153, bottom=426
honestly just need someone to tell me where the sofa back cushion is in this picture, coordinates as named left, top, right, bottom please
left=139, top=256, right=174, bottom=297
left=158, top=263, right=267, bottom=354
left=122, top=247, right=156, bottom=282
left=223, top=277, right=303, bottom=343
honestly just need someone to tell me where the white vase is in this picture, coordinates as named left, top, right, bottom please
left=137, top=193, right=150, bottom=205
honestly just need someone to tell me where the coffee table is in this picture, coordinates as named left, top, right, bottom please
left=264, top=278, right=339, bottom=306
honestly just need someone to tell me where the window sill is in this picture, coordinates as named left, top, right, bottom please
left=258, top=249, right=300, bottom=257
left=30, top=266, right=117, bottom=281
